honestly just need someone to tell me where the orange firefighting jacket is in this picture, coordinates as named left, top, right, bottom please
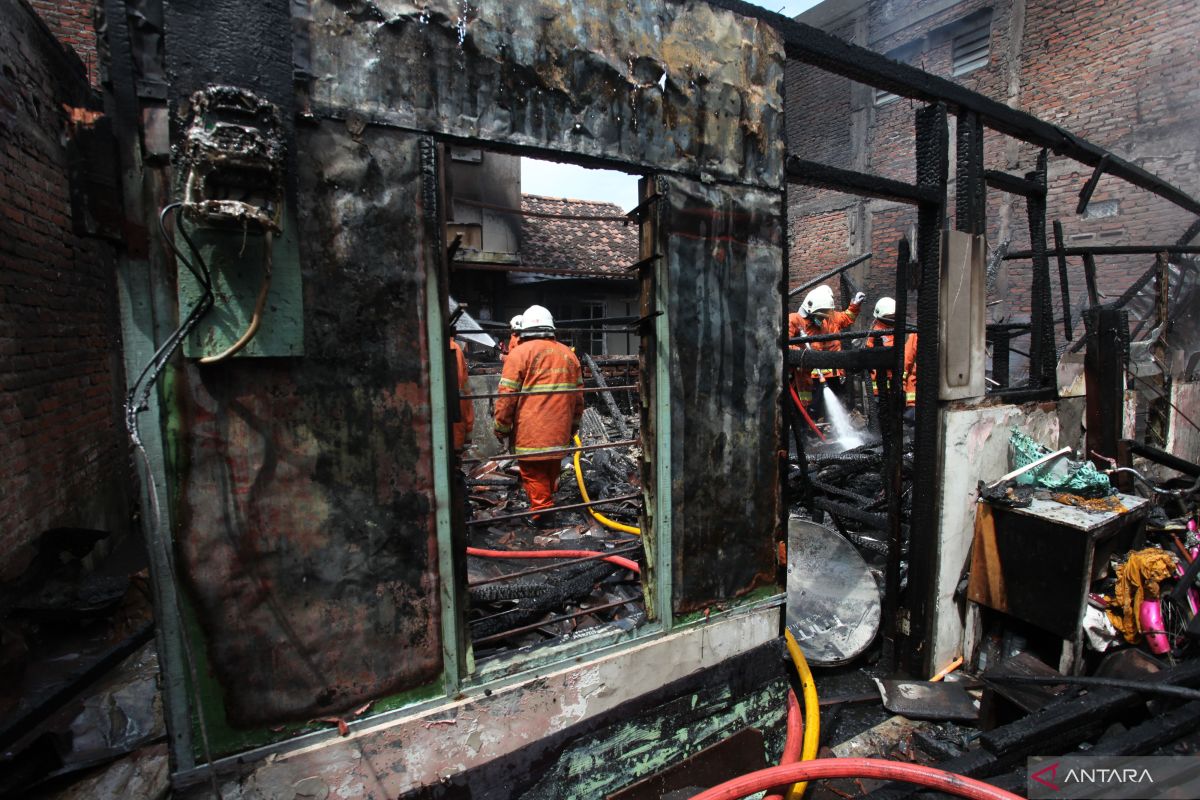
left=797, top=301, right=860, bottom=384
left=494, top=337, right=583, bottom=459
left=865, top=322, right=917, bottom=406
left=449, top=339, right=474, bottom=450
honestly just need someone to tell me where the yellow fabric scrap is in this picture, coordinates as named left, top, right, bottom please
left=1106, top=548, right=1179, bottom=643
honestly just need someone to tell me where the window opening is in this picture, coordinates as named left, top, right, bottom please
left=952, top=11, right=992, bottom=76
left=442, top=150, right=649, bottom=667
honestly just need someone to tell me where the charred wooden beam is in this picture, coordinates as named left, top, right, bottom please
left=1005, top=243, right=1200, bottom=259
left=786, top=346, right=894, bottom=371
left=1052, top=220, right=1074, bottom=340
left=1084, top=307, right=1128, bottom=467
left=788, top=252, right=873, bottom=298
left=985, top=170, right=1045, bottom=199
left=1076, top=154, right=1110, bottom=215
left=905, top=103, right=949, bottom=678
left=1025, top=151, right=1057, bottom=389
left=957, top=111, right=986, bottom=233
left=786, top=157, right=938, bottom=206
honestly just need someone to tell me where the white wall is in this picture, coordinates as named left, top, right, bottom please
left=933, top=401, right=1064, bottom=669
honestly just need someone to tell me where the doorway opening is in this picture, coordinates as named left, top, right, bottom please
left=441, top=148, right=650, bottom=665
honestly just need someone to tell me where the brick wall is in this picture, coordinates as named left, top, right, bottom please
left=786, top=0, right=1200, bottom=329
left=0, top=1, right=129, bottom=577
left=27, top=0, right=99, bottom=87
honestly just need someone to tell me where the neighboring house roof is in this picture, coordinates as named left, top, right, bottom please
left=518, top=195, right=638, bottom=279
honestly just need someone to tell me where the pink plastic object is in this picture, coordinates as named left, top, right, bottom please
left=1139, top=599, right=1170, bottom=654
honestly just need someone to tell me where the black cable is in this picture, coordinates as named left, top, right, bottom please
left=1126, top=369, right=1200, bottom=434
left=127, top=204, right=221, bottom=798
left=987, top=674, right=1200, bottom=702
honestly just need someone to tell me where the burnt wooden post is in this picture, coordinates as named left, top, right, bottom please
left=1052, top=220, right=1073, bottom=341
left=1025, top=150, right=1056, bottom=389
left=1084, top=306, right=1128, bottom=469
left=882, top=240, right=910, bottom=668
left=991, top=326, right=1010, bottom=389
left=904, top=103, right=948, bottom=677
left=956, top=110, right=986, bottom=235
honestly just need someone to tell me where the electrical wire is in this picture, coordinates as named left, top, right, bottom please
left=572, top=435, right=641, bottom=535
left=687, top=758, right=1022, bottom=800
left=127, top=204, right=221, bottom=798
left=199, top=230, right=274, bottom=364
left=783, top=629, right=820, bottom=800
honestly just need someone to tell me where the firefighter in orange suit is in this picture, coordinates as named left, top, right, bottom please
left=494, top=305, right=584, bottom=526
left=794, top=284, right=865, bottom=417
left=865, top=296, right=917, bottom=409
left=449, top=338, right=474, bottom=451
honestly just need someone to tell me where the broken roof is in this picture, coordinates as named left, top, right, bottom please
left=518, top=195, right=638, bottom=279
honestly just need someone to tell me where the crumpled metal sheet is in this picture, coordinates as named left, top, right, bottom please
left=172, top=126, right=441, bottom=726
left=304, top=0, right=785, bottom=188
left=658, top=175, right=783, bottom=611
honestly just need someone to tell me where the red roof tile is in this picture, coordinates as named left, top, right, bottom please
left=519, top=195, right=638, bottom=278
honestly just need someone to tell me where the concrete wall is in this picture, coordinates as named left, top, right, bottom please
left=0, top=0, right=130, bottom=579
left=932, top=400, right=1063, bottom=668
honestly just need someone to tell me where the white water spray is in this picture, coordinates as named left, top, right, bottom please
left=822, top=385, right=863, bottom=451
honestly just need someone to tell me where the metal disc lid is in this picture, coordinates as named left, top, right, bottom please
left=786, top=517, right=881, bottom=665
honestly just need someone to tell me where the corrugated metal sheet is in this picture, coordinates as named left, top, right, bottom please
left=304, top=0, right=785, bottom=189
left=657, top=176, right=783, bottom=612
left=171, top=126, right=442, bottom=726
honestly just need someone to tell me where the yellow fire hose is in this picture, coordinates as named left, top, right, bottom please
left=784, top=629, right=821, bottom=799
left=572, top=435, right=641, bottom=536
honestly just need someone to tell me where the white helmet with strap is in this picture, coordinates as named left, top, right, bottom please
left=520, top=305, right=555, bottom=337
left=509, top=314, right=523, bottom=331
left=800, top=284, right=835, bottom=317
left=874, top=296, right=896, bottom=321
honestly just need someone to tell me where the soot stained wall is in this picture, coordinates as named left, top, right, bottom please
left=171, top=126, right=441, bottom=725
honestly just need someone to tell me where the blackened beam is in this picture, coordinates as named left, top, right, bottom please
left=1122, top=439, right=1200, bottom=478
left=1004, top=244, right=1200, bottom=259
left=460, top=438, right=639, bottom=464
left=786, top=158, right=939, bottom=206
left=452, top=260, right=637, bottom=279
left=701, top=0, right=1200, bottom=216
left=452, top=196, right=629, bottom=222
left=788, top=252, right=873, bottom=297
left=787, top=347, right=893, bottom=370
left=811, top=497, right=910, bottom=538
left=984, top=170, right=1045, bottom=198
left=1076, top=154, right=1110, bottom=215
left=467, top=545, right=644, bottom=588
left=789, top=326, right=913, bottom=345
left=466, top=492, right=642, bottom=526
left=471, top=316, right=640, bottom=327
left=472, top=595, right=643, bottom=646
left=461, top=384, right=638, bottom=400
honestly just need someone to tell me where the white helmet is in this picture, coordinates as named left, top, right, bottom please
left=509, top=314, right=523, bottom=331
left=520, top=304, right=555, bottom=333
left=874, top=297, right=896, bottom=321
left=800, top=285, right=835, bottom=316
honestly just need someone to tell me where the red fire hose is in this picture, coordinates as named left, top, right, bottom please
left=689, top=758, right=1021, bottom=800
left=466, top=547, right=640, bottom=574
left=789, top=384, right=826, bottom=442
left=762, top=688, right=803, bottom=800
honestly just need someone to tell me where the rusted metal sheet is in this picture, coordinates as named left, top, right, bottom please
left=171, top=125, right=441, bottom=726
left=303, top=0, right=785, bottom=189
left=658, top=176, right=782, bottom=612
